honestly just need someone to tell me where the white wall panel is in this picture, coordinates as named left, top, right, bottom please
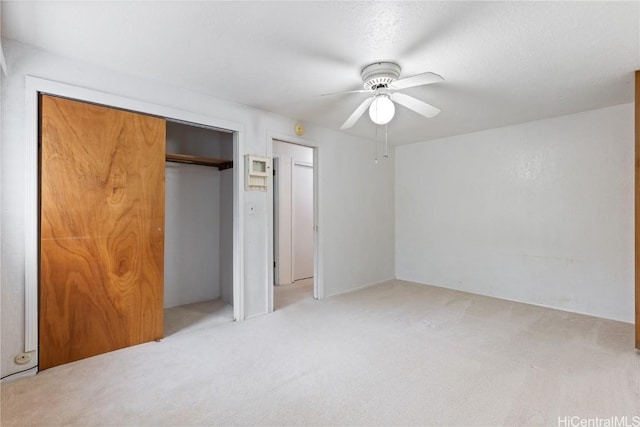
left=396, top=104, right=634, bottom=322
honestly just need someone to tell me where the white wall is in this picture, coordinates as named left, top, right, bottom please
left=396, top=103, right=634, bottom=323
left=273, top=140, right=313, bottom=285
left=0, top=39, right=395, bottom=378
left=164, top=163, right=221, bottom=308
left=166, top=121, right=229, bottom=158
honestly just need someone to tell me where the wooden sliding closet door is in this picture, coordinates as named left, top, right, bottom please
left=39, top=95, right=166, bottom=369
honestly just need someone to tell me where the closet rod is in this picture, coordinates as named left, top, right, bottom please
left=166, top=153, right=233, bottom=170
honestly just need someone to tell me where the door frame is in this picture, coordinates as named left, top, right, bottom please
left=24, top=76, right=246, bottom=354
left=635, top=70, right=639, bottom=350
left=267, top=134, right=323, bottom=313
left=272, top=157, right=280, bottom=287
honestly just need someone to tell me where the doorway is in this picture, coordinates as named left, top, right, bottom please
left=272, top=140, right=315, bottom=310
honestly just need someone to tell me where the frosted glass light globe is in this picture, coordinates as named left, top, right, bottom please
left=368, top=95, right=395, bottom=125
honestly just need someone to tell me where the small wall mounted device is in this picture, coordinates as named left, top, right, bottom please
left=245, top=154, right=270, bottom=191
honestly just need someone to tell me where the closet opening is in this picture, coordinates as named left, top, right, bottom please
left=163, top=120, right=235, bottom=336
left=25, top=77, right=246, bottom=370
left=272, top=140, right=315, bottom=310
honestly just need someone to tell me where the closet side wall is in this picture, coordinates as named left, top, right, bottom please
left=164, top=164, right=221, bottom=308
left=164, top=125, right=223, bottom=308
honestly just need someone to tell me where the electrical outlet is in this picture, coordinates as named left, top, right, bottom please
left=14, top=352, right=32, bottom=365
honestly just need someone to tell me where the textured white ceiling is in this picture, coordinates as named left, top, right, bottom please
left=2, top=1, right=639, bottom=145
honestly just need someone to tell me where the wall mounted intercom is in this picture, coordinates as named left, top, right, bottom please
left=245, top=154, right=270, bottom=191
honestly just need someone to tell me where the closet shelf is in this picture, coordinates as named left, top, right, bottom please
left=166, top=153, right=233, bottom=170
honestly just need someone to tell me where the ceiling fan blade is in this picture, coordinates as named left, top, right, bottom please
left=389, top=72, right=444, bottom=90
left=340, top=97, right=374, bottom=129
left=319, top=89, right=371, bottom=97
left=390, top=92, right=441, bottom=118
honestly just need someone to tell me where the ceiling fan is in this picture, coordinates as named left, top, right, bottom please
left=326, top=62, right=444, bottom=129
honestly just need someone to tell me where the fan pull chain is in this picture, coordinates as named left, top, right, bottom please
left=384, top=123, right=389, bottom=158
left=374, top=121, right=379, bottom=164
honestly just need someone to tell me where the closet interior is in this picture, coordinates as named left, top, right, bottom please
left=163, top=121, right=235, bottom=335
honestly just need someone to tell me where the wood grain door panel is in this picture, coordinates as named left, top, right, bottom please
left=39, top=95, right=165, bottom=369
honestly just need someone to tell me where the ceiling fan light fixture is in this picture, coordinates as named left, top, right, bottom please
left=336, top=61, right=442, bottom=130
left=369, top=95, right=395, bottom=125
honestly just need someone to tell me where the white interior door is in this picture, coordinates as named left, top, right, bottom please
left=293, top=163, right=314, bottom=281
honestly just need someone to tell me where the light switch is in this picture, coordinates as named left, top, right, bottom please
left=248, top=203, right=256, bottom=215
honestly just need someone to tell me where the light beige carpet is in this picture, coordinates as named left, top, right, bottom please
left=164, top=298, right=234, bottom=337
left=274, top=279, right=313, bottom=310
left=1, top=280, right=639, bottom=426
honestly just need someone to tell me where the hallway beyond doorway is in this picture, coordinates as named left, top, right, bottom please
left=274, top=279, right=313, bottom=310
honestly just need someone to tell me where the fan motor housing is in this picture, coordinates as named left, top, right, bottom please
left=361, top=62, right=401, bottom=90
